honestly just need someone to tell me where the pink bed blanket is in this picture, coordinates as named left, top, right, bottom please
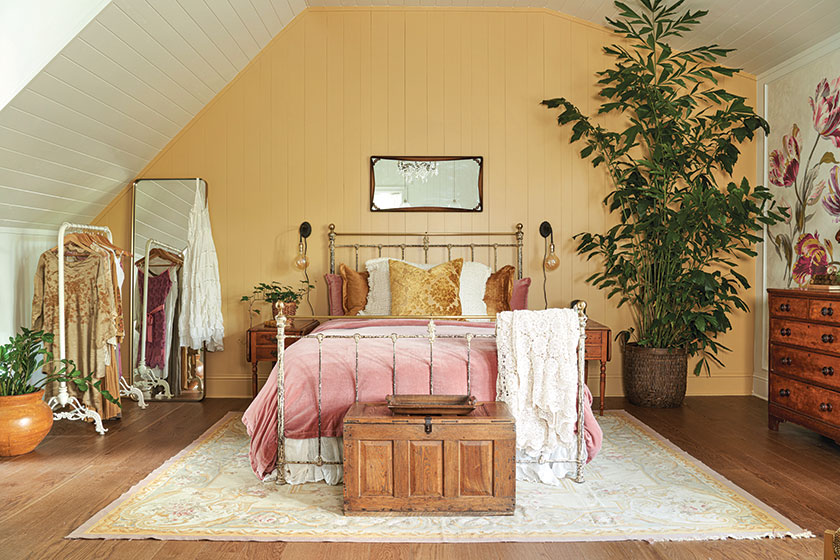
left=242, top=318, right=602, bottom=480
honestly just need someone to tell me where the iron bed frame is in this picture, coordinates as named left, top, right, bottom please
left=273, top=224, right=588, bottom=485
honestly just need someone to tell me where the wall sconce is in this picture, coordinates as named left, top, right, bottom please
left=294, top=221, right=312, bottom=271
left=540, top=221, right=559, bottom=309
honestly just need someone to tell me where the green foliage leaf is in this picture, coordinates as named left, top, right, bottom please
left=542, top=0, right=785, bottom=374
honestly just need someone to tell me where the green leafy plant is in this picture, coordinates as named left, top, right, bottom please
left=542, top=0, right=786, bottom=375
left=241, top=281, right=314, bottom=314
left=0, top=328, right=120, bottom=404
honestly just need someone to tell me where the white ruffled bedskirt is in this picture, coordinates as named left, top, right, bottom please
left=280, top=437, right=344, bottom=485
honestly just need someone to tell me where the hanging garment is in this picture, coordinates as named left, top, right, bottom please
left=136, top=269, right=172, bottom=370
left=32, top=248, right=121, bottom=419
left=180, top=181, right=224, bottom=351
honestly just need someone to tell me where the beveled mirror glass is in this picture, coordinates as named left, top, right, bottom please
left=370, top=156, right=483, bottom=212
left=131, top=178, right=207, bottom=401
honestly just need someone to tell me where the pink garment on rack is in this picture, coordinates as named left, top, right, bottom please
left=136, top=270, right=172, bottom=370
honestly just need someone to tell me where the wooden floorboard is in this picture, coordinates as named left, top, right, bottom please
left=0, top=396, right=833, bottom=559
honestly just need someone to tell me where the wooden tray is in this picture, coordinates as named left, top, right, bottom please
left=386, top=394, right=477, bottom=416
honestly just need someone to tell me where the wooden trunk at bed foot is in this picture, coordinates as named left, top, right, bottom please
left=342, top=402, right=516, bottom=516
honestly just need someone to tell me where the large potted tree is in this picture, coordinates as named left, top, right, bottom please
left=0, top=328, right=120, bottom=455
left=543, top=0, right=786, bottom=407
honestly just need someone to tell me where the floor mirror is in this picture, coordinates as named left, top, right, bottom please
left=131, top=178, right=208, bottom=401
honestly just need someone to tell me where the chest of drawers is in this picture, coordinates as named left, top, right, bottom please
left=767, top=289, right=840, bottom=443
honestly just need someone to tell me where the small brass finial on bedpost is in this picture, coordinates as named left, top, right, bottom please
left=328, top=223, right=336, bottom=274
left=515, top=223, right=524, bottom=279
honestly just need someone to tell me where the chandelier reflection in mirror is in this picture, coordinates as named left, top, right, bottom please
left=396, top=160, right=439, bottom=184
left=370, top=156, right=483, bottom=212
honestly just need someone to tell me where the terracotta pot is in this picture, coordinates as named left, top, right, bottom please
left=273, top=301, right=297, bottom=318
left=622, top=344, right=687, bottom=408
left=0, top=390, right=53, bottom=456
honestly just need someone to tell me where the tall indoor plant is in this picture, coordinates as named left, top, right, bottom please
left=0, top=328, right=119, bottom=455
left=543, top=0, right=786, bottom=406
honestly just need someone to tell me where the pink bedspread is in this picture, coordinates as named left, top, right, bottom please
left=242, top=318, right=602, bottom=480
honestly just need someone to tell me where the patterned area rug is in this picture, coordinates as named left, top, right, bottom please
left=69, top=411, right=811, bottom=542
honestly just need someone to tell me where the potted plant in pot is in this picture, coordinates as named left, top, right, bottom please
left=542, top=0, right=786, bottom=407
left=241, top=281, right=314, bottom=325
left=0, top=328, right=120, bottom=456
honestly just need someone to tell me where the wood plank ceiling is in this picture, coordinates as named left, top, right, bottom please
left=0, top=0, right=837, bottom=230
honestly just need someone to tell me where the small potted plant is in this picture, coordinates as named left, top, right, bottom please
left=241, top=281, right=314, bottom=324
left=0, top=328, right=120, bottom=456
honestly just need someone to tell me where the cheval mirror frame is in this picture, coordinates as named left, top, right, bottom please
left=370, top=156, right=484, bottom=212
left=131, top=177, right=209, bottom=402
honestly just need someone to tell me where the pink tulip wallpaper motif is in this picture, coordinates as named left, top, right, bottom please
left=767, top=59, right=840, bottom=288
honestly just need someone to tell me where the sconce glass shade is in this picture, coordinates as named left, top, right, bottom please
left=294, top=242, right=309, bottom=270
left=544, top=243, right=560, bottom=271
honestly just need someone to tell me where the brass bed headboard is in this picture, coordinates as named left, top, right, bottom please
left=327, top=223, right=524, bottom=279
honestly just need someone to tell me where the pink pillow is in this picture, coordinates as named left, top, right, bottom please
left=510, top=277, right=531, bottom=310
left=324, top=274, right=344, bottom=315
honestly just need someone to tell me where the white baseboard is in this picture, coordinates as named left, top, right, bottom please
left=752, top=370, right=768, bottom=401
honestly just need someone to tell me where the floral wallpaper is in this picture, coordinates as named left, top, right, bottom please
left=767, top=50, right=840, bottom=288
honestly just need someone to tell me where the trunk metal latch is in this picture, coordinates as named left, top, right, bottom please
left=424, top=416, right=432, bottom=434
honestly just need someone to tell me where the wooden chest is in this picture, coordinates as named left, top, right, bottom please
left=342, top=402, right=516, bottom=516
left=767, top=289, right=840, bottom=443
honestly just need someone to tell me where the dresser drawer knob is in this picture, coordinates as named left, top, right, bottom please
left=822, top=333, right=835, bottom=343
left=822, top=366, right=835, bottom=376
left=779, top=389, right=790, bottom=397
left=819, top=403, right=833, bottom=412
left=780, top=303, right=791, bottom=312
left=823, top=306, right=835, bottom=316
left=781, top=357, right=792, bottom=366
left=781, top=328, right=791, bottom=336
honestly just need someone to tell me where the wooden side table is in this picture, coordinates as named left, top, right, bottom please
left=246, top=319, right=319, bottom=397
left=584, top=319, right=612, bottom=416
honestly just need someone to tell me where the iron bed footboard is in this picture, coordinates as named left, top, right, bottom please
left=272, top=303, right=589, bottom=485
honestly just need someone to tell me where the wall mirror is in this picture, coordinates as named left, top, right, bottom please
left=370, top=156, right=483, bottom=212
left=131, top=178, right=207, bottom=401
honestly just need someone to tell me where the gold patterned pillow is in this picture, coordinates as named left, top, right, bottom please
left=484, top=265, right=515, bottom=315
left=389, top=258, right=463, bottom=316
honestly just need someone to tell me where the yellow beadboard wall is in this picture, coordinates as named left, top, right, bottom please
left=94, top=7, right=759, bottom=398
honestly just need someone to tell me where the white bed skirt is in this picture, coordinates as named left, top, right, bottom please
left=281, top=437, right=344, bottom=485
left=276, top=436, right=586, bottom=485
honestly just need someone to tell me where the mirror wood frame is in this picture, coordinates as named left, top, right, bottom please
left=369, top=156, right=484, bottom=212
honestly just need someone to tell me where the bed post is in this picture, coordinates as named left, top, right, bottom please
left=573, top=300, right=588, bottom=483
left=515, top=223, right=524, bottom=279
left=328, top=223, right=336, bottom=274
left=275, top=305, right=288, bottom=485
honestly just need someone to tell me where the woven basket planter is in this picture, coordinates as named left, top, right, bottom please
left=622, top=343, right=687, bottom=408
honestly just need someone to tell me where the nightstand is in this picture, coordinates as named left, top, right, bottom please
left=246, top=319, right=319, bottom=397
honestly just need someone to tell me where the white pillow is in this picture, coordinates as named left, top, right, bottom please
left=362, top=257, right=490, bottom=316
left=361, top=258, right=433, bottom=315
left=459, top=261, right=491, bottom=316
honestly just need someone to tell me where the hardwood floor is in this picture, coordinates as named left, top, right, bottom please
left=1, top=396, right=836, bottom=559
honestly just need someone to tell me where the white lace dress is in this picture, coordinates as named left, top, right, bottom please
left=179, top=180, right=224, bottom=351
left=495, top=308, right=585, bottom=484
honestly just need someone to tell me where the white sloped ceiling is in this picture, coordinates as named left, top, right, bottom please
left=0, top=0, right=837, bottom=229
left=0, top=0, right=305, bottom=229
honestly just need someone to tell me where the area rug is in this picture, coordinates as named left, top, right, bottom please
left=68, top=411, right=811, bottom=543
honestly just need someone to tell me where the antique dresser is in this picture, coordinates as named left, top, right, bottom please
left=343, top=402, right=515, bottom=515
left=767, top=288, right=840, bottom=443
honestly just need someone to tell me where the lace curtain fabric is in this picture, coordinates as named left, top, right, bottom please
left=495, top=308, right=584, bottom=484
left=179, top=181, right=224, bottom=351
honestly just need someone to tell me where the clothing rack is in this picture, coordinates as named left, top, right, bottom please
left=51, top=222, right=146, bottom=436
left=134, top=238, right=186, bottom=400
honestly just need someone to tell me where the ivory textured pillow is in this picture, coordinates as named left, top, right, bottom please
left=484, top=265, right=515, bottom=315
left=459, top=261, right=491, bottom=316
left=389, top=258, right=464, bottom=316
left=338, top=263, right=369, bottom=315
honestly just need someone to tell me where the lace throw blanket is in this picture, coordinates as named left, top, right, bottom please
left=496, top=308, right=585, bottom=484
